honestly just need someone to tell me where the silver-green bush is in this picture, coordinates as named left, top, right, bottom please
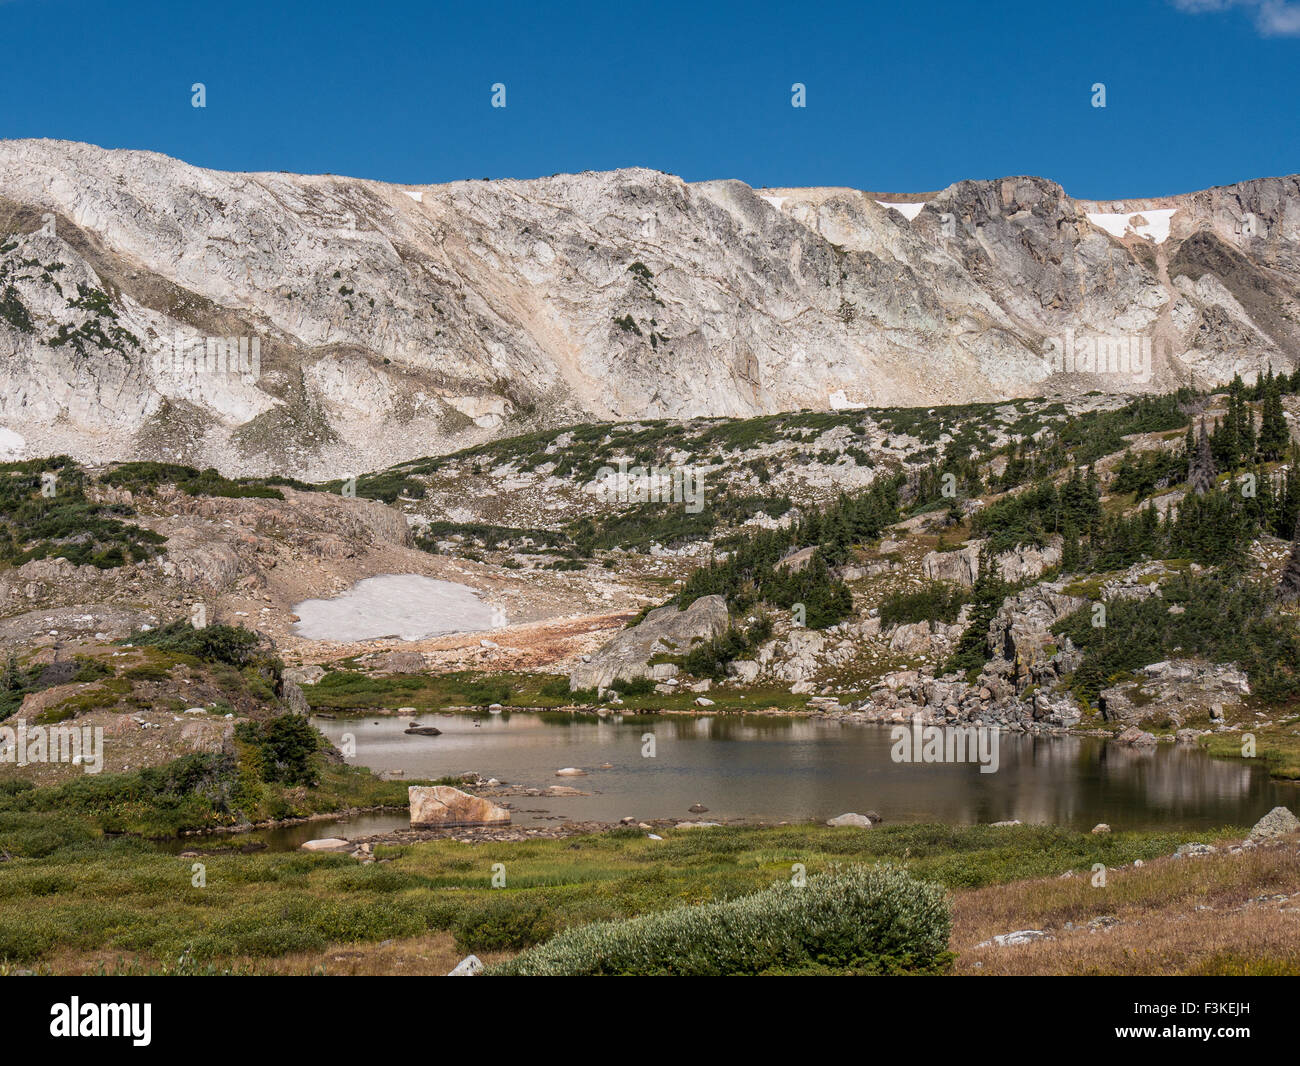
left=488, top=864, right=951, bottom=976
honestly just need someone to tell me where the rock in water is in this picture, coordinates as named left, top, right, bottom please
left=408, top=785, right=510, bottom=827
left=1249, top=806, right=1300, bottom=840
left=404, top=725, right=442, bottom=736
left=1115, top=726, right=1157, bottom=747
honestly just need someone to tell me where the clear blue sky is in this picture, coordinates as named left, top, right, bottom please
left=2, top=0, right=1297, bottom=198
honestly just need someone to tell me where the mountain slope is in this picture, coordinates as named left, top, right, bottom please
left=0, top=139, right=1296, bottom=477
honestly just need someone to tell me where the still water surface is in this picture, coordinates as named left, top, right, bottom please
left=214, top=711, right=1300, bottom=850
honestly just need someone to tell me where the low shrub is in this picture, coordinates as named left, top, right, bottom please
left=453, top=897, right=555, bottom=953
left=879, top=582, right=966, bottom=627
left=488, top=864, right=951, bottom=976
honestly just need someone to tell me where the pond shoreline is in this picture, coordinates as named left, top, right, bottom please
left=167, top=803, right=409, bottom=842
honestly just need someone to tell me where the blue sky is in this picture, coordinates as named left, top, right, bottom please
left=2, top=0, right=1297, bottom=197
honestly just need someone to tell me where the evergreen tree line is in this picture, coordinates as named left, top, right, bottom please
left=969, top=466, right=1104, bottom=552
left=676, top=476, right=902, bottom=628
left=1064, top=470, right=1300, bottom=572
left=1206, top=369, right=1291, bottom=471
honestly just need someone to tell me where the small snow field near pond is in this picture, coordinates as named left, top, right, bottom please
left=292, top=574, right=500, bottom=642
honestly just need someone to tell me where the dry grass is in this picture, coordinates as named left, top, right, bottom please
left=38, top=933, right=508, bottom=976
left=953, top=835, right=1300, bottom=975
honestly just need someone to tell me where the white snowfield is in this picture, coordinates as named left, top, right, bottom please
left=876, top=201, right=925, bottom=220
left=829, top=389, right=868, bottom=410
left=0, top=426, right=24, bottom=459
left=1086, top=208, right=1176, bottom=243
left=292, top=574, right=500, bottom=642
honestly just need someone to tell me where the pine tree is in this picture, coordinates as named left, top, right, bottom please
left=1237, top=395, right=1257, bottom=462
left=1278, top=510, right=1300, bottom=601
left=1189, top=418, right=1217, bottom=496
left=1280, top=460, right=1300, bottom=540
left=1210, top=414, right=1236, bottom=470
left=1259, top=371, right=1290, bottom=461
left=1, top=653, right=18, bottom=693
left=1061, top=521, right=1080, bottom=572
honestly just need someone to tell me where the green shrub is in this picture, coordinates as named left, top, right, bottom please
left=454, top=897, right=555, bottom=953
left=879, top=582, right=966, bottom=627
left=489, top=864, right=951, bottom=976
left=234, top=715, right=320, bottom=787
left=683, top=614, right=772, bottom=680
left=125, top=622, right=280, bottom=682
left=609, top=676, right=656, bottom=697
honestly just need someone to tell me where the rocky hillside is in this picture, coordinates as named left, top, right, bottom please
left=0, top=139, right=1298, bottom=478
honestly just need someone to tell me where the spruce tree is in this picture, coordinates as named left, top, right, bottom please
left=1259, top=372, right=1289, bottom=461
left=1189, top=418, right=1217, bottom=496
left=1278, top=510, right=1300, bottom=602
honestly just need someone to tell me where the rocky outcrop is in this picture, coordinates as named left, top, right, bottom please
left=1099, top=659, right=1251, bottom=726
left=568, top=595, right=729, bottom=691
left=988, top=584, right=1088, bottom=680
left=920, top=538, right=1062, bottom=588
left=408, top=785, right=511, bottom=827
left=921, top=544, right=982, bottom=586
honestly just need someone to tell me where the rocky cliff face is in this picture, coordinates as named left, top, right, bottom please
left=1, top=139, right=1297, bottom=477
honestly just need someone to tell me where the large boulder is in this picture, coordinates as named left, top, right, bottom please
left=1115, top=725, right=1158, bottom=747
left=281, top=678, right=311, bottom=715
left=1249, top=806, right=1300, bottom=840
left=300, top=838, right=352, bottom=851
left=921, top=543, right=981, bottom=586
left=408, top=785, right=510, bottom=827
left=568, top=595, right=730, bottom=691
left=827, top=812, right=879, bottom=828
left=727, top=659, right=760, bottom=683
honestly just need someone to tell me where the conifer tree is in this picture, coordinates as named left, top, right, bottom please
left=1259, top=371, right=1290, bottom=461
left=1189, top=418, right=1217, bottom=496
left=1278, top=510, right=1300, bottom=602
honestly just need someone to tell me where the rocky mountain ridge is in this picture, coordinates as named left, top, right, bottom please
left=1, top=139, right=1298, bottom=477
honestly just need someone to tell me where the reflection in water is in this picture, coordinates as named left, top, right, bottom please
left=286, top=712, right=1295, bottom=844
